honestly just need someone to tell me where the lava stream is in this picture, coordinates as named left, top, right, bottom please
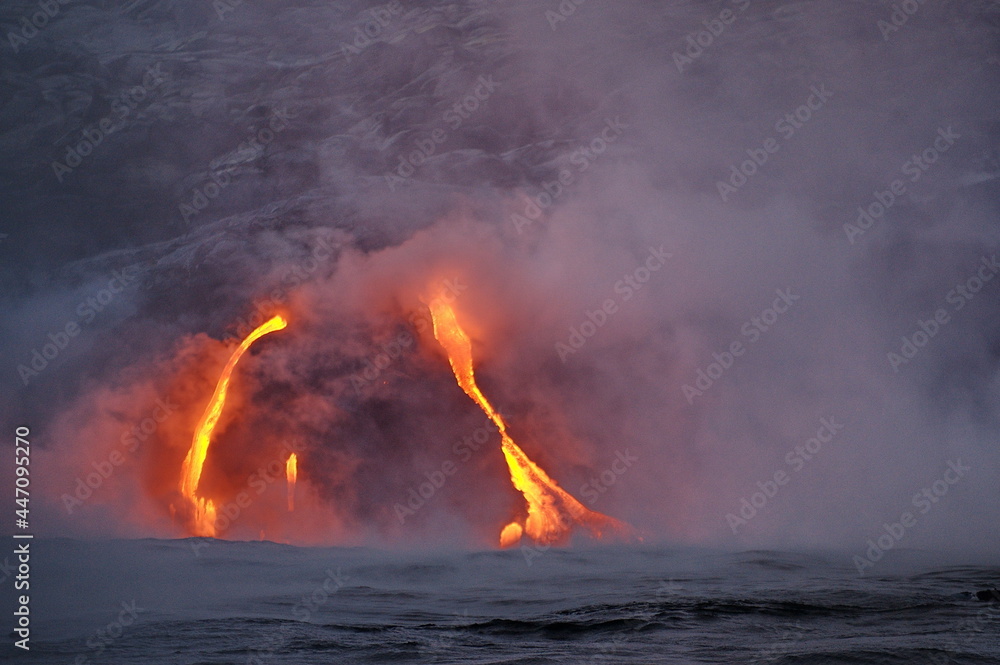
left=179, top=314, right=288, bottom=536
left=286, top=452, right=298, bottom=512
left=429, top=299, right=635, bottom=547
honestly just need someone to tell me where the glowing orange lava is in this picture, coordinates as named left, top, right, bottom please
left=499, top=521, right=523, bottom=548
left=286, top=452, right=298, bottom=512
left=429, top=300, right=635, bottom=547
left=179, top=315, right=288, bottom=536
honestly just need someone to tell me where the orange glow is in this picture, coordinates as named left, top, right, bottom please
left=429, top=299, right=635, bottom=547
left=179, top=315, right=288, bottom=536
left=286, top=452, right=298, bottom=511
left=499, top=521, right=523, bottom=548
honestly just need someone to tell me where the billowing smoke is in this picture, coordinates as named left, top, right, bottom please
left=1, top=0, right=998, bottom=554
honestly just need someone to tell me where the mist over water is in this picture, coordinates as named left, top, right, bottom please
left=1, top=0, right=998, bottom=560
left=15, top=539, right=1000, bottom=664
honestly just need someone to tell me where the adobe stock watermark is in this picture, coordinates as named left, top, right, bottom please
left=682, top=287, right=800, bottom=404
left=393, top=416, right=500, bottom=524
left=555, top=245, right=671, bottom=362
left=592, top=634, right=634, bottom=663
left=543, top=0, right=588, bottom=31
left=655, top=579, right=683, bottom=600
left=844, top=126, right=959, bottom=244
left=420, top=610, right=472, bottom=654
left=179, top=106, right=296, bottom=225
left=291, top=567, right=349, bottom=622
left=228, top=232, right=344, bottom=342
left=51, top=63, right=168, bottom=182
left=385, top=74, right=500, bottom=191
left=393, top=457, right=458, bottom=525
left=726, top=416, right=843, bottom=533
left=62, top=396, right=178, bottom=515
left=887, top=255, right=998, bottom=373
left=672, top=0, right=752, bottom=72
left=853, top=459, right=970, bottom=575
left=877, top=0, right=933, bottom=42
left=188, top=439, right=306, bottom=556
left=339, top=0, right=405, bottom=61
left=579, top=450, right=638, bottom=504
left=520, top=512, right=574, bottom=567
left=511, top=116, right=628, bottom=234
left=245, top=567, right=349, bottom=664
left=349, top=277, right=467, bottom=396
left=72, top=600, right=145, bottom=665
left=755, top=623, right=808, bottom=662
left=6, top=0, right=76, bottom=53
left=17, top=264, right=143, bottom=386
left=211, top=0, right=245, bottom=20
left=930, top=594, right=1000, bottom=664
left=717, top=84, right=834, bottom=201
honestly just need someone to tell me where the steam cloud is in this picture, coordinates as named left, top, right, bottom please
left=1, top=0, right=998, bottom=554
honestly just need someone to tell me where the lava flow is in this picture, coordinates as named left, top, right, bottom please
left=286, top=452, right=298, bottom=512
left=429, top=299, right=635, bottom=547
left=178, top=314, right=288, bottom=536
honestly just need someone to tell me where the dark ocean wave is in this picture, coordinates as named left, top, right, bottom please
left=21, top=538, right=1000, bottom=664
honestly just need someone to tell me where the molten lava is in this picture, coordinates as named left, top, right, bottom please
left=286, top=452, right=298, bottom=512
left=179, top=315, right=288, bottom=536
left=499, top=521, right=523, bottom=548
left=429, top=300, right=635, bottom=547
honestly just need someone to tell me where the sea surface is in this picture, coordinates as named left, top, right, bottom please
left=14, top=539, right=1000, bottom=664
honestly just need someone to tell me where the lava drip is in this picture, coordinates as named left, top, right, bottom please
left=178, top=315, right=288, bottom=536
left=286, top=452, right=298, bottom=512
left=428, top=299, right=635, bottom=547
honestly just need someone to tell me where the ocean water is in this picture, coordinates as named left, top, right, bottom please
left=18, top=539, right=1000, bottom=664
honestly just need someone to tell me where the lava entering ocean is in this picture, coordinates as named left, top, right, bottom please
left=178, top=314, right=288, bottom=536
left=286, top=452, right=298, bottom=512
left=428, top=299, right=636, bottom=547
